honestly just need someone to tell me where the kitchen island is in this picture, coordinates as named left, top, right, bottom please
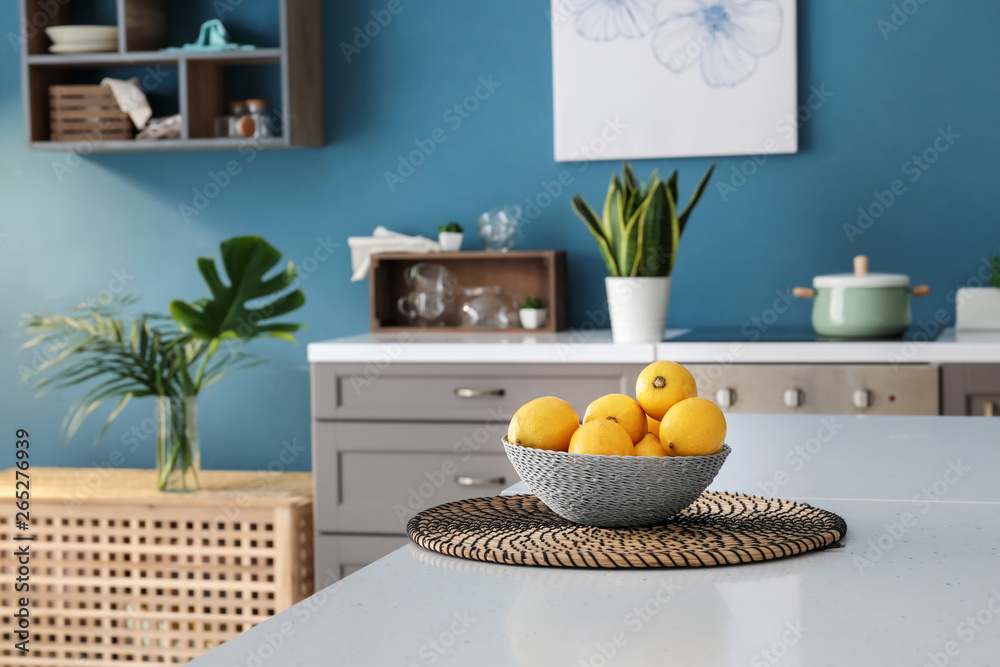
left=191, top=414, right=1000, bottom=666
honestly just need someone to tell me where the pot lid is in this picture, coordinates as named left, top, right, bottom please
left=813, top=255, right=910, bottom=288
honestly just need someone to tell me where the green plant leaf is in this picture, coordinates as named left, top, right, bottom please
left=666, top=170, right=678, bottom=211
left=635, top=182, right=679, bottom=277
left=622, top=196, right=649, bottom=278
left=622, top=162, right=640, bottom=195
left=678, top=163, right=716, bottom=235
left=666, top=185, right=681, bottom=273
left=603, top=175, right=626, bottom=258
left=640, top=168, right=660, bottom=200
left=572, top=195, right=620, bottom=277
left=170, top=236, right=305, bottom=341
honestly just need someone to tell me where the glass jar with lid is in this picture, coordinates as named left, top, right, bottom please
left=245, top=99, right=272, bottom=138
left=215, top=101, right=253, bottom=138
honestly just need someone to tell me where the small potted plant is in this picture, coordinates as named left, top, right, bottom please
left=438, top=222, right=464, bottom=251
left=519, top=297, right=547, bottom=330
left=956, top=248, right=1000, bottom=330
left=572, top=162, right=714, bottom=343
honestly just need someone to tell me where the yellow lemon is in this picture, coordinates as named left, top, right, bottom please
left=658, top=397, right=727, bottom=456
left=583, top=393, right=647, bottom=444
left=635, top=361, right=698, bottom=420
left=634, top=432, right=668, bottom=457
left=508, top=396, right=579, bottom=452
left=569, top=420, right=635, bottom=456
left=646, top=414, right=661, bottom=436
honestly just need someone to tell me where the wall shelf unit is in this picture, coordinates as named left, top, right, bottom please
left=19, top=0, right=323, bottom=152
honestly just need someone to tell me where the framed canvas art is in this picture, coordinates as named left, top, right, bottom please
left=551, top=0, right=798, bottom=161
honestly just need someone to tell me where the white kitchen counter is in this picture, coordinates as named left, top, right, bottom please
left=307, top=328, right=1000, bottom=364
left=191, top=415, right=1000, bottom=667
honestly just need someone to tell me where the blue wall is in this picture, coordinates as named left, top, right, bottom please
left=1, top=1, right=997, bottom=471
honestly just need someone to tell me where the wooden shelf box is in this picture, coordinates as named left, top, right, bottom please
left=49, top=84, right=133, bottom=141
left=0, top=468, right=314, bottom=666
left=370, top=251, right=568, bottom=333
left=19, top=0, right=324, bottom=151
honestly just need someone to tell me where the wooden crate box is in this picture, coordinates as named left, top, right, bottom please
left=0, top=468, right=314, bottom=666
left=370, top=250, right=568, bottom=333
left=49, top=85, right=133, bottom=142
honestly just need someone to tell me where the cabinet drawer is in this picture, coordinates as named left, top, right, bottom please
left=970, top=395, right=999, bottom=418
left=313, top=422, right=520, bottom=534
left=942, top=364, right=1000, bottom=415
left=311, top=363, right=640, bottom=421
left=314, top=534, right=410, bottom=585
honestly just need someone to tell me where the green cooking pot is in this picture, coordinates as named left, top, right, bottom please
left=793, top=256, right=931, bottom=338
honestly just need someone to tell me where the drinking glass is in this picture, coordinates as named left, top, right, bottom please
left=478, top=205, right=522, bottom=252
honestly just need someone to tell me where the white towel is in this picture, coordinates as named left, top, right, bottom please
left=137, top=114, right=182, bottom=140
left=348, top=226, right=441, bottom=281
left=101, top=77, right=153, bottom=129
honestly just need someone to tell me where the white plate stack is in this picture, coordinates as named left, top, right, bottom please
left=46, top=25, right=119, bottom=54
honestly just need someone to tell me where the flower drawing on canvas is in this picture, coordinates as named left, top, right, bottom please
left=571, top=0, right=784, bottom=87
left=573, top=0, right=661, bottom=41
left=650, top=0, right=783, bottom=87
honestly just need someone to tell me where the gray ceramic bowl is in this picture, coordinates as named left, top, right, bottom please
left=503, top=438, right=731, bottom=528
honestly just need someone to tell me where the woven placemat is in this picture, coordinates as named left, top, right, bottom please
left=407, top=492, right=847, bottom=568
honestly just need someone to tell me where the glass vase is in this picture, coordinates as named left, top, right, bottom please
left=156, top=395, right=200, bottom=492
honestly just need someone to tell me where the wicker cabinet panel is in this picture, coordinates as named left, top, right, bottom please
left=0, top=469, right=313, bottom=666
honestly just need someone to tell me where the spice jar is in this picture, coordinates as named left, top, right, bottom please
left=245, top=99, right=272, bottom=138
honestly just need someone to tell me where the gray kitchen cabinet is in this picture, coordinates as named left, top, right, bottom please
left=310, top=363, right=643, bottom=583
left=313, top=421, right=518, bottom=534
left=314, top=535, right=411, bottom=583
left=941, top=364, right=1000, bottom=416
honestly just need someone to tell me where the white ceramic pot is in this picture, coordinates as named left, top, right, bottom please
left=438, top=232, right=463, bottom=252
left=519, top=308, right=547, bottom=330
left=605, top=276, right=670, bottom=344
left=956, top=287, right=1000, bottom=330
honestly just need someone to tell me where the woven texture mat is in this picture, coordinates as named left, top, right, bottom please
left=407, top=492, right=847, bottom=568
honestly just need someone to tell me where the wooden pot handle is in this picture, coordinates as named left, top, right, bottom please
left=912, top=285, right=931, bottom=297
left=792, top=287, right=816, bottom=299
left=854, top=255, right=869, bottom=276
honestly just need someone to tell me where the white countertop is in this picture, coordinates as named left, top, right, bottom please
left=307, top=328, right=1000, bottom=364
left=191, top=414, right=1000, bottom=667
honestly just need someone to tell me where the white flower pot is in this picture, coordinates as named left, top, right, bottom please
left=956, top=287, right=1000, bottom=330
left=519, top=308, right=547, bottom=330
left=438, top=232, right=463, bottom=252
left=605, top=276, right=671, bottom=344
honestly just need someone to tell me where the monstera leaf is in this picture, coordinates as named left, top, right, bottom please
left=170, top=236, right=305, bottom=342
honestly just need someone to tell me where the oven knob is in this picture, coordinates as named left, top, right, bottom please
left=853, top=389, right=872, bottom=409
left=716, top=388, right=736, bottom=408
left=783, top=388, right=803, bottom=408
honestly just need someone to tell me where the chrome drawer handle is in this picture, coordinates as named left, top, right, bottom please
left=454, top=388, right=505, bottom=398
left=456, top=476, right=506, bottom=487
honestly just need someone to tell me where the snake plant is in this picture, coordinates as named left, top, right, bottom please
left=572, top=162, right=715, bottom=277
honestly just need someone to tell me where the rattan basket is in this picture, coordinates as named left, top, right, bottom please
left=503, top=438, right=731, bottom=527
